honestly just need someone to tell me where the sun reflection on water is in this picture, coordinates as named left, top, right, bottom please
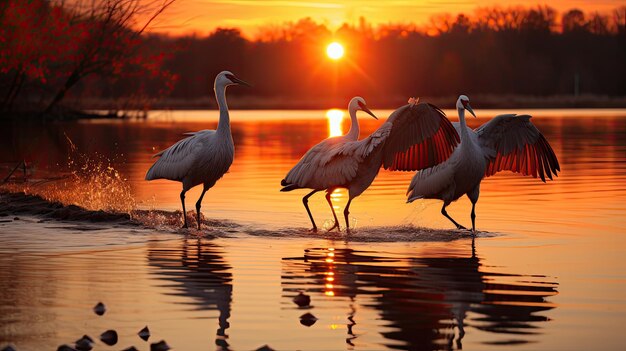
left=326, top=109, right=344, bottom=137
left=324, top=248, right=336, bottom=297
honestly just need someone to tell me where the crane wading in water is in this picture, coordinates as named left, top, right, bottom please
left=406, top=95, right=560, bottom=232
left=145, top=71, right=250, bottom=229
left=281, top=97, right=460, bottom=233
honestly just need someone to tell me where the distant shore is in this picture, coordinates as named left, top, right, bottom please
left=71, top=94, right=626, bottom=110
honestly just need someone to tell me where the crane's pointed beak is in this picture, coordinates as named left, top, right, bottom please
left=232, top=76, right=252, bottom=87
left=466, top=104, right=476, bottom=118
left=362, top=106, right=378, bottom=120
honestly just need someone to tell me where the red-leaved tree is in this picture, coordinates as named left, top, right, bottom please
left=0, top=0, right=176, bottom=115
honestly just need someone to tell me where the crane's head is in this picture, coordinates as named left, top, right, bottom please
left=215, top=71, right=252, bottom=89
left=456, top=95, right=476, bottom=118
left=349, top=96, right=377, bottom=119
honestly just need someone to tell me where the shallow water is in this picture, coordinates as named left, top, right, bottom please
left=1, top=109, right=625, bottom=350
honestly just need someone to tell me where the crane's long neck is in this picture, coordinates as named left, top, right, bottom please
left=215, top=83, right=231, bottom=136
left=345, top=108, right=359, bottom=140
left=457, top=107, right=470, bottom=143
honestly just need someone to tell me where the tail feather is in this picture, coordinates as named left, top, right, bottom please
left=145, top=164, right=159, bottom=180
left=405, top=160, right=455, bottom=202
left=406, top=193, right=424, bottom=203
left=280, top=181, right=301, bottom=192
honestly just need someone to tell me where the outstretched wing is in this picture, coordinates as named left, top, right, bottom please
left=281, top=137, right=361, bottom=190
left=476, top=114, right=560, bottom=182
left=145, top=130, right=215, bottom=181
left=378, top=103, right=460, bottom=171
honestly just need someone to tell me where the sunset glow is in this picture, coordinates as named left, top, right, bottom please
left=326, top=109, right=344, bottom=137
left=326, top=42, right=344, bottom=60
left=149, top=1, right=622, bottom=36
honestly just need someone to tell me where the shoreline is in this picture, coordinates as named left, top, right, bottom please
left=0, top=191, right=488, bottom=242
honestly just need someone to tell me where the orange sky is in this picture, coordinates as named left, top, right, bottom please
left=147, top=0, right=624, bottom=37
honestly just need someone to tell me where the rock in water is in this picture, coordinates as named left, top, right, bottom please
left=122, top=347, right=139, bottom=351
left=74, top=336, right=93, bottom=351
left=1, top=346, right=17, bottom=351
left=100, top=330, right=118, bottom=346
left=299, top=312, right=318, bottom=327
left=293, top=292, right=311, bottom=307
left=75, top=335, right=94, bottom=345
left=150, top=340, right=171, bottom=351
left=57, top=345, right=78, bottom=351
left=93, top=302, right=106, bottom=316
left=255, top=345, right=276, bottom=351
left=138, top=325, right=150, bottom=341
left=216, top=338, right=230, bottom=349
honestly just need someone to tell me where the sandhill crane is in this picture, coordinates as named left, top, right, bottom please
left=146, top=71, right=250, bottom=229
left=406, top=95, right=560, bottom=232
left=281, top=97, right=460, bottom=233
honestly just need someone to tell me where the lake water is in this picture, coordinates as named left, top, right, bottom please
left=0, top=108, right=625, bottom=350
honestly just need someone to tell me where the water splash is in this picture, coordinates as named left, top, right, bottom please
left=130, top=208, right=242, bottom=237
left=2, top=136, right=136, bottom=214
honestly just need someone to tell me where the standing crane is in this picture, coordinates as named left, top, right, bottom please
left=281, top=97, right=460, bottom=233
left=406, top=95, right=560, bottom=232
left=146, top=71, right=250, bottom=229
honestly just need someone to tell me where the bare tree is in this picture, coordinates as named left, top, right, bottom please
left=43, top=0, right=176, bottom=114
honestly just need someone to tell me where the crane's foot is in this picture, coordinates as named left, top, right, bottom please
left=181, top=224, right=188, bottom=229
left=327, top=221, right=340, bottom=232
left=456, top=224, right=467, bottom=230
left=308, top=227, right=318, bottom=233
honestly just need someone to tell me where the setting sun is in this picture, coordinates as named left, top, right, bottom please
left=326, top=42, right=344, bottom=60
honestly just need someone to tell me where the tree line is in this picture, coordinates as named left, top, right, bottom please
left=1, top=2, right=625, bottom=115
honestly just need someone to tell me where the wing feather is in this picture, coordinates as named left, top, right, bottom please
left=282, top=137, right=362, bottom=189
left=378, top=103, right=460, bottom=171
left=477, top=114, right=560, bottom=182
left=406, top=159, right=456, bottom=202
left=145, top=132, right=212, bottom=181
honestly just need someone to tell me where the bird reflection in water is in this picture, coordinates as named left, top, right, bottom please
left=283, top=242, right=558, bottom=350
left=147, top=239, right=233, bottom=350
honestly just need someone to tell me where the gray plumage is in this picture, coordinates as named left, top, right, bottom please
left=281, top=97, right=459, bottom=233
left=146, top=71, right=250, bottom=229
left=407, top=95, right=560, bottom=232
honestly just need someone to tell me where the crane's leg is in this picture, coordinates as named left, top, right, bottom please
left=470, top=202, right=476, bottom=233
left=343, top=197, right=354, bottom=234
left=467, top=186, right=480, bottom=234
left=195, top=184, right=209, bottom=230
left=441, top=202, right=466, bottom=230
left=180, top=189, right=188, bottom=229
left=302, top=189, right=320, bottom=231
left=325, top=190, right=340, bottom=232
